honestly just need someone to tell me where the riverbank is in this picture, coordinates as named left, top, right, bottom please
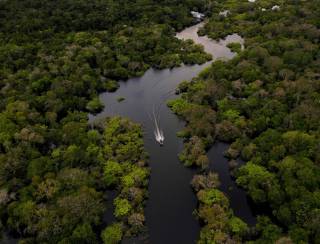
left=90, top=21, right=254, bottom=243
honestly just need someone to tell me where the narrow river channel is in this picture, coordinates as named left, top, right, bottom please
left=89, top=22, right=255, bottom=244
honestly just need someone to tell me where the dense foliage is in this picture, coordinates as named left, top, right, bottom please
left=0, top=113, right=149, bottom=243
left=170, top=0, right=320, bottom=243
left=0, top=0, right=213, bottom=242
left=191, top=172, right=248, bottom=243
left=2, top=0, right=320, bottom=243
left=101, top=117, right=149, bottom=238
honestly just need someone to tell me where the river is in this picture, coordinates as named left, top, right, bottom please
left=2, top=22, right=253, bottom=244
left=89, top=21, right=255, bottom=244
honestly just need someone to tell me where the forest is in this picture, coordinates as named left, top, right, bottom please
left=169, top=0, right=320, bottom=243
left=1, top=0, right=320, bottom=243
left=0, top=0, right=212, bottom=243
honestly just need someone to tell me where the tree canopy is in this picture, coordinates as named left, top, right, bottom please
left=171, top=0, right=320, bottom=242
left=0, top=0, right=213, bottom=242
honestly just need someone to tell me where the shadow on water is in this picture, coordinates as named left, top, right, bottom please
left=102, top=190, right=117, bottom=226
left=208, top=142, right=256, bottom=226
left=1, top=234, right=19, bottom=244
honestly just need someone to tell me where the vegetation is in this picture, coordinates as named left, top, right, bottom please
left=191, top=172, right=248, bottom=243
left=1, top=0, right=319, bottom=243
left=101, top=223, right=123, bottom=244
left=86, top=97, right=104, bottom=114
left=227, top=43, right=242, bottom=54
left=171, top=0, right=320, bottom=243
left=116, top=97, right=125, bottom=103
left=0, top=0, right=214, bottom=242
left=0, top=113, right=148, bottom=243
left=101, top=117, right=149, bottom=237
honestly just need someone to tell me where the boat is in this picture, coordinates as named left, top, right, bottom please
left=152, top=107, right=165, bottom=146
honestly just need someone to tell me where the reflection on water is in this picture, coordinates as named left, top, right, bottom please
left=176, top=22, right=244, bottom=61
left=2, top=21, right=251, bottom=244
left=89, top=22, right=253, bottom=244
left=208, top=143, right=256, bottom=226
left=1, top=233, right=19, bottom=244
left=90, top=64, right=206, bottom=244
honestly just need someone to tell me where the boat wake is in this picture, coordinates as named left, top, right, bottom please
left=149, top=105, right=164, bottom=146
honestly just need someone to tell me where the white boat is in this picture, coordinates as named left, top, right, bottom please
left=191, top=11, right=205, bottom=20
left=154, top=129, right=164, bottom=145
left=152, top=107, right=165, bottom=146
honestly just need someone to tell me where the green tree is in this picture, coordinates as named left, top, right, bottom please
left=114, top=198, right=131, bottom=218
left=101, top=223, right=123, bottom=244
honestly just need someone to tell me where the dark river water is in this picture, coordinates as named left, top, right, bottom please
left=2, top=22, right=254, bottom=244
left=89, top=22, right=255, bottom=244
